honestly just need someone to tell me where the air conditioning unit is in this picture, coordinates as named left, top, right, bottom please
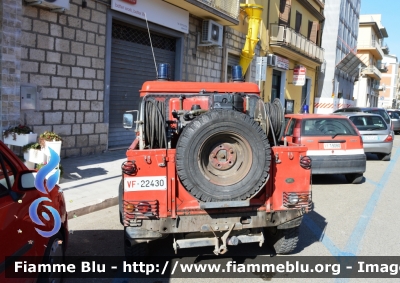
left=201, top=20, right=223, bottom=47
left=267, top=54, right=277, bottom=67
left=24, top=0, right=70, bottom=12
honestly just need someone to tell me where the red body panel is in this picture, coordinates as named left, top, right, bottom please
left=140, top=81, right=260, bottom=96
left=123, top=143, right=311, bottom=219
left=0, top=141, right=68, bottom=282
left=284, top=114, right=364, bottom=151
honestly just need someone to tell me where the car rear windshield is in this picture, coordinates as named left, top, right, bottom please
left=301, top=118, right=358, bottom=136
left=364, top=109, right=391, bottom=124
left=388, top=111, right=400, bottom=119
left=349, top=115, right=388, bottom=131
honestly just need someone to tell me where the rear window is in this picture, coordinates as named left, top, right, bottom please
left=349, top=115, right=387, bottom=130
left=301, top=118, right=357, bottom=136
left=388, top=111, right=400, bottom=119
left=364, top=109, right=390, bottom=124
left=334, top=109, right=345, bottom=113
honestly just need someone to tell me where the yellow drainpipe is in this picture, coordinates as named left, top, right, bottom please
left=239, top=4, right=263, bottom=75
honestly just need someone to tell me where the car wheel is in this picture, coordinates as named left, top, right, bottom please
left=176, top=110, right=271, bottom=202
left=264, top=226, right=299, bottom=255
left=377, top=153, right=391, bottom=161
left=37, top=232, right=64, bottom=283
left=345, top=173, right=363, bottom=184
left=124, top=227, right=149, bottom=258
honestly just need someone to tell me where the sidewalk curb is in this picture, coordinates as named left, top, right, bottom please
left=67, top=197, right=119, bottom=220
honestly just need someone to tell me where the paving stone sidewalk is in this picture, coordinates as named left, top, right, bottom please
left=59, top=149, right=126, bottom=219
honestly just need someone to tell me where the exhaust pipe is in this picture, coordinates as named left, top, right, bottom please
left=239, top=4, right=263, bottom=75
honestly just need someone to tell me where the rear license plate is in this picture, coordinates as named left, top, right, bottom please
left=323, top=143, right=341, bottom=149
left=362, top=135, right=378, bottom=141
left=124, top=176, right=167, bottom=191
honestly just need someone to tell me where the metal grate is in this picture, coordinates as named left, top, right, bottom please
left=283, top=192, right=312, bottom=211
left=123, top=200, right=159, bottom=226
left=112, top=22, right=176, bottom=52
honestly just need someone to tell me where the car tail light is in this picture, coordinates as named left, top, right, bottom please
left=137, top=202, right=151, bottom=213
left=283, top=192, right=312, bottom=211
left=300, top=156, right=312, bottom=169
left=126, top=203, right=135, bottom=213
left=391, top=123, right=394, bottom=131
left=384, top=134, right=393, bottom=142
left=123, top=200, right=159, bottom=225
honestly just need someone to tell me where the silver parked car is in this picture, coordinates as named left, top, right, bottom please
left=334, top=112, right=393, bottom=161
left=386, top=109, right=400, bottom=133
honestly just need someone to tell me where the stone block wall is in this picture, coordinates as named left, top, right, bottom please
left=2, top=1, right=256, bottom=157
left=182, top=15, right=257, bottom=83
left=0, top=0, right=23, bottom=132
left=20, top=0, right=108, bottom=157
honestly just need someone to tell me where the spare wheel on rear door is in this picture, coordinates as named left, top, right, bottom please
left=176, top=109, right=271, bottom=202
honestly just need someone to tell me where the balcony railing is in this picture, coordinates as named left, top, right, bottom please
left=362, top=65, right=382, bottom=80
left=377, top=60, right=388, bottom=73
left=194, top=0, right=240, bottom=19
left=270, top=24, right=324, bottom=63
left=372, top=83, right=385, bottom=91
left=357, top=40, right=384, bottom=59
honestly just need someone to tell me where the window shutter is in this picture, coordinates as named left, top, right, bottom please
left=279, top=0, right=292, bottom=26
left=310, top=21, right=319, bottom=43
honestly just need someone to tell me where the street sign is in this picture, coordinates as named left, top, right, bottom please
left=256, top=57, right=268, bottom=81
left=293, top=65, right=306, bottom=86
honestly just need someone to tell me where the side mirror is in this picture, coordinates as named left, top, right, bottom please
left=123, top=113, right=134, bottom=129
left=20, top=172, right=36, bottom=190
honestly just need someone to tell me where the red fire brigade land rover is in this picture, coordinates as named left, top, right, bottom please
left=120, top=65, right=312, bottom=257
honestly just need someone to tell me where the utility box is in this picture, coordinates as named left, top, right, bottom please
left=21, top=84, right=37, bottom=110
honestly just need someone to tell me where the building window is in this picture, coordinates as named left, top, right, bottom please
left=295, top=11, right=302, bottom=33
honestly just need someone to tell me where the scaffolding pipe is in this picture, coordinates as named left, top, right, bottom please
left=239, top=4, right=263, bottom=75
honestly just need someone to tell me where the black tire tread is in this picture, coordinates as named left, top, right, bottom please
left=124, top=243, right=149, bottom=257
left=377, top=153, right=391, bottom=161
left=345, top=173, right=363, bottom=184
left=270, top=227, right=299, bottom=255
left=176, top=110, right=271, bottom=202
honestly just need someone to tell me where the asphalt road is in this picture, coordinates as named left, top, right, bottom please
left=64, top=138, right=400, bottom=283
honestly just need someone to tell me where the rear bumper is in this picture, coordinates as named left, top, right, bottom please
left=363, top=142, right=392, bottom=154
left=124, top=209, right=305, bottom=242
left=309, top=154, right=366, bottom=175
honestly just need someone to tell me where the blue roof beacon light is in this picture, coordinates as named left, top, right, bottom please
left=232, top=65, right=244, bottom=82
left=157, top=63, right=171, bottom=81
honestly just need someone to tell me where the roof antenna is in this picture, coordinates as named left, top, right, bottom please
left=144, top=12, right=158, bottom=77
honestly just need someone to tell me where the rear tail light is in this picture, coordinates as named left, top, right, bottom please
left=137, top=202, right=151, bottom=213
left=283, top=192, right=312, bottom=211
left=123, top=200, right=159, bottom=226
left=391, top=123, right=394, bottom=131
left=300, top=156, right=312, bottom=169
left=384, top=134, right=393, bottom=142
left=126, top=203, right=135, bottom=213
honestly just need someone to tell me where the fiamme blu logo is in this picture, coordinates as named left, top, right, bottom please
left=29, top=148, right=62, bottom=238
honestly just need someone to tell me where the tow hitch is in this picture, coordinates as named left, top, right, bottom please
left=172, top=224, right=265, bottom=255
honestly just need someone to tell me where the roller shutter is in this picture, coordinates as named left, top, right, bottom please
left=109, top=21, right=176, bottom=149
